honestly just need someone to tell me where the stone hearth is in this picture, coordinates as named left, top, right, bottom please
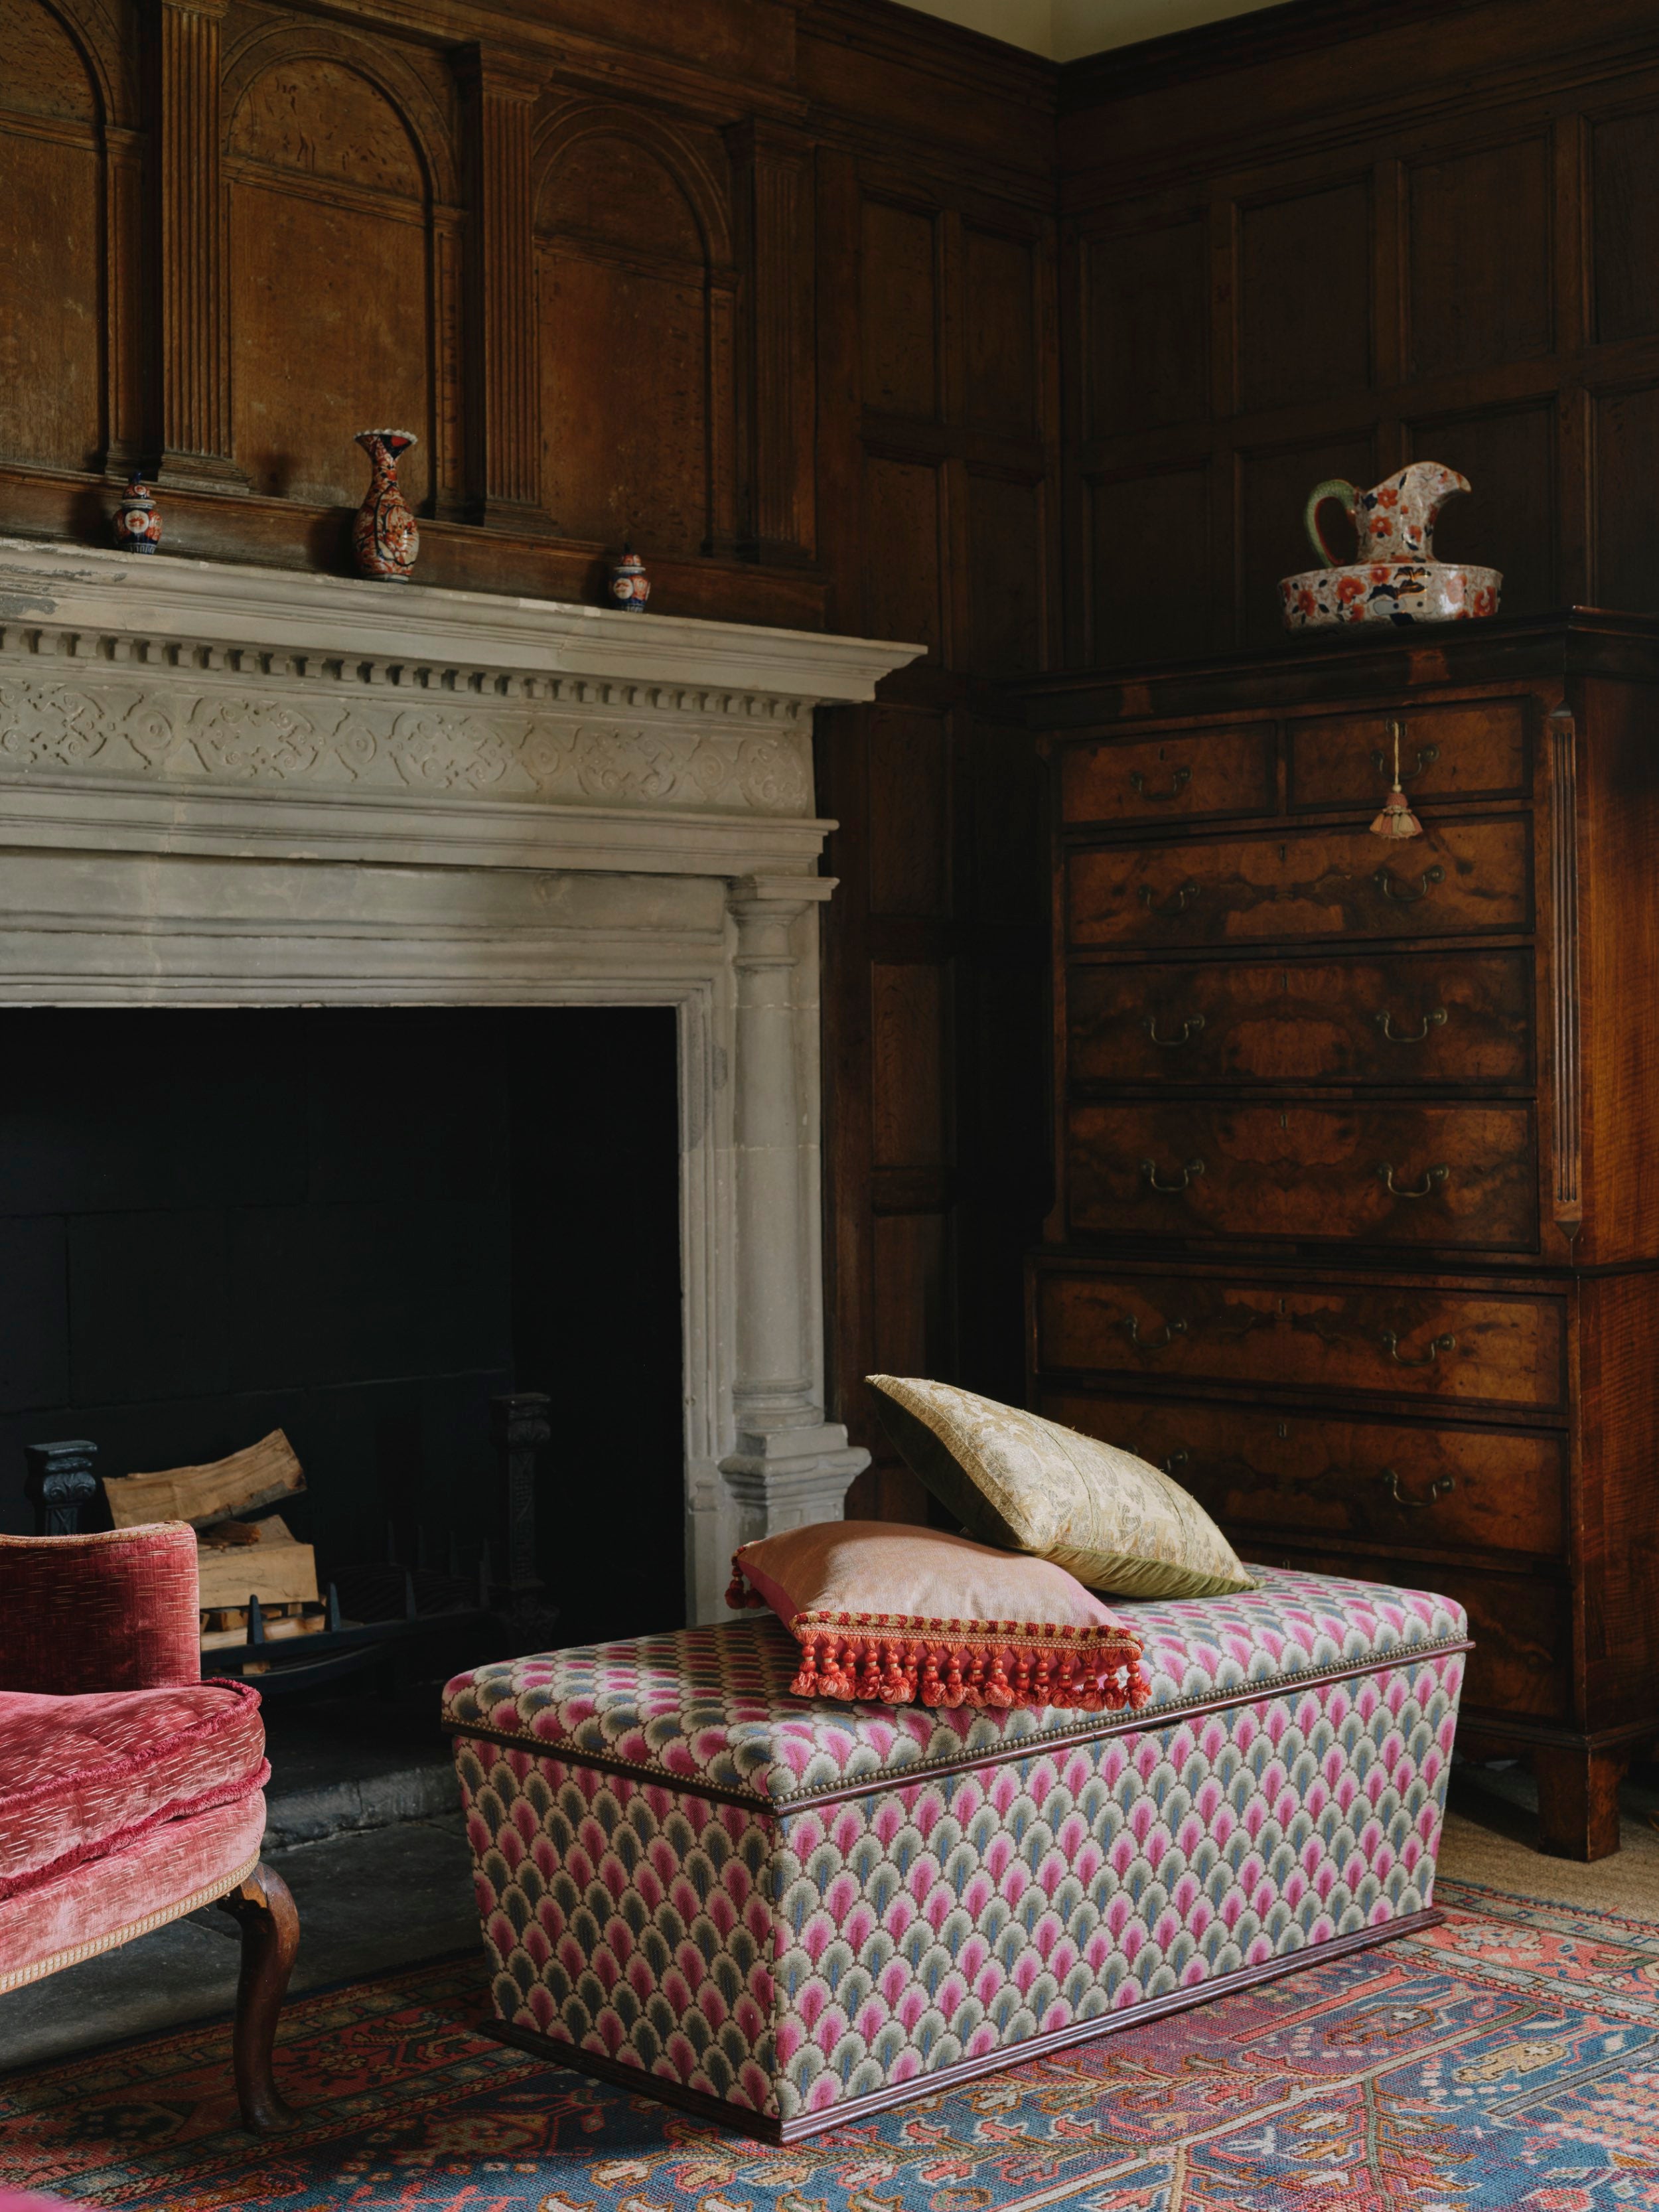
left=0, top=536, right=919, bottom=1622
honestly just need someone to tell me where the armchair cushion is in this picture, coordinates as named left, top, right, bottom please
left=0, top=1678, right=266, bottom=1904
left=0, top=1525, right=200, bottom=1694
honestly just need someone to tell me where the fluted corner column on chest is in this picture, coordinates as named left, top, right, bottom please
left=145, top=0, right=246, bottom=493
left=719, top=876, right=867, bottom=1542
left=455, top=44, right=547, bottom=536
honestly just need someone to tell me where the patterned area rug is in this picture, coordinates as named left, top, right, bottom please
left=6, top=1880, right=1659, bottom=2209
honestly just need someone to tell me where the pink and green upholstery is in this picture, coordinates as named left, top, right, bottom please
left=445, top=1566, right=1469, bottom=2141
left=0, top=1525, right=269, bottom=1994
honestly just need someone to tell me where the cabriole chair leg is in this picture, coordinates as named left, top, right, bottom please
left=218, top=1860, right=300, bottom=2131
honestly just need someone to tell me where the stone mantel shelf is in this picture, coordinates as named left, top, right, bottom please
left=0, top=536, right=922, bottom=877
left=0, top=537, right=919, bottom=702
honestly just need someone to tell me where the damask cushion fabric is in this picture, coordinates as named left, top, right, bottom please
left=0, top=1524, right=200, bottom=1695
left=725, top=1520, right=1148, bottom=1714
left=0, top=1678, right=267, bottom=1903
left=867, top=1374, right=1256, bottom=1600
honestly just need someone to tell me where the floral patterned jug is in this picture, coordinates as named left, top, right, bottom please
left=1281, top=459, right=1501, bottom=630
left=1304, top=462, right=1469, bottom=565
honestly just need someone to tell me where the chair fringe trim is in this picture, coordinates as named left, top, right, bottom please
left=725, top=1558, right=1151, bottom=1713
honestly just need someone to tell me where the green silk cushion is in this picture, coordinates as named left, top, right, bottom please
left=867, top=1375, right=1258, bottom=1601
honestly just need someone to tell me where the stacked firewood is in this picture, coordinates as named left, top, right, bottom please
left=102, top=1430, right=327, bottom=1651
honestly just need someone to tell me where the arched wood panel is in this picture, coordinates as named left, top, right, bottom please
left=0, top=0, right=104, bottom=471
left=534, top=114, right=734, bottom=556
left=226, top=47, right=439, bottom=508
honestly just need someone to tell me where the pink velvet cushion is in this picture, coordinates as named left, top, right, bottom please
left=0, top=1677, right=267, bottom=1903
left=726, top=1520, right=1149, bottom=1712
left=0, top=1524, right=201, bottom=1694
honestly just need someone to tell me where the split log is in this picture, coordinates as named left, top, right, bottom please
left=104, top=1430, right=305, bottom=1531
left=194, top=1519, right=319, bottom=1612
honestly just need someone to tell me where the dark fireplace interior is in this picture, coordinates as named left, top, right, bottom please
left=0, top=1005, right=685, bottom=1651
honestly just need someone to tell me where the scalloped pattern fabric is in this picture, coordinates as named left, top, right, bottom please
left=456, top=1635, right=1464, bottom=2124
left=869, top=1376, right=1256, bottom=1599
left=442, top=1566, right=1465, bottom=1807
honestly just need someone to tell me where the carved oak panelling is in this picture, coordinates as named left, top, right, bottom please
left=535, top=111, right=733, bottom=557
left=867, top=705, right=950, bottom=919
left=225, top=38, right=448, bottom=508
left=870, top=962, right=947, bottom=1169
left=1593, top=383, right=1659, bottom=609
left=1084, top=219, right=1209, bottom=439
left=1406, top=137, right=1551, bottom=379
left=963, top=222, right=1036, bottom=434
left=1088, top=463, right=1210, bottom=665
left=1238, top=180, right=1372, bottom=413
left=859, top=197, right=938, bottom=420
left=0, top=0, right=104, bottom=472
left=863, top=453, right=944, bottom=658
left=968, top=470, right=1043, bottom=678
left=1590, top=105, right=1659, bottom=346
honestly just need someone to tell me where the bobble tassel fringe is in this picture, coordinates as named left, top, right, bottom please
left=727, top=1557, right=1151, bottom=1714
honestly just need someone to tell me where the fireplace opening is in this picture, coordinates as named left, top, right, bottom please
left=0, top=1004, right=685, bottom=1651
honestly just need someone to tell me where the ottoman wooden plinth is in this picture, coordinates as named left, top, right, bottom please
left=443, top=1566, right=1469, bottom=2141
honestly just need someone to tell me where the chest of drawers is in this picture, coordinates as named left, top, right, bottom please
left=1018, top=613, right=1659, bottom=1859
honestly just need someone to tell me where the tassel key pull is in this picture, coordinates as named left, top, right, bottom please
left=1371, top=719, right=1423, bottom=839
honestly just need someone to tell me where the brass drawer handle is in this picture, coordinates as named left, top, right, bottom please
left=1374, top=1006, right=1447, bottom=1044
left=1382, top=1467, right=1456, bottom=1509
left=1145, top=1011, right=1205, bottom=1047
left=1129, top=765, right=1191, bottom=802
left=1138, top=880, right=1200, bottom=918
left=1371, top=741, right=1439, bottom=784
left=1141, top=1156, right=1206, bottom=1193
left=1374, top=862, right=1445, bottom=903
left=1379, top=1328, right=1456, bottom=1368
left=1377, top=1161, right=1449, bottom=1199
left=1163, top=1450, right=1190, bottom=1475
left=1123, top=1313, right=1188, bottom=1352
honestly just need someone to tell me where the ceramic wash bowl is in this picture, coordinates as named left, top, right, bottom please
left=1280, top=558, right=1502, bottom=630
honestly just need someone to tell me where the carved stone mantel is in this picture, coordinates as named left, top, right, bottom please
left=0, top=536, right=920, bottom=1621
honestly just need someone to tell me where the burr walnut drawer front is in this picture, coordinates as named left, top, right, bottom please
left=1287, top=698, right=1529, bottom=812
left=1034, top=1270, right=1567, bottom=1411
left=1060, top=723, right=1275, bottom=827
left=1038, top=1390, right=1566, bottom=1565
left=1066, top=1100, right=1538, bottom=1250
left=1068, top=949, right=1533, bottom=1087
left=1253, top=1551, right=1565, bottom=1723
left=1066, top=816, right=1530, bottom=949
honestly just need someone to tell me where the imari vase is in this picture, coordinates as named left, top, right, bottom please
left=352, top=429, right=420, bottom=581
left=112, top=475, right=161, bottom=554
left=1280, top=461, right=1502, bottom=630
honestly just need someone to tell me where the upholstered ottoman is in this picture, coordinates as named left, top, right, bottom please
left=443, top=1566, right=1467, bottom=2141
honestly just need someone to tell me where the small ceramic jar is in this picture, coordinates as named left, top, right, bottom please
left=113, top=477, right=161, bottom=555
left=609, top=546, right=650, bottom=611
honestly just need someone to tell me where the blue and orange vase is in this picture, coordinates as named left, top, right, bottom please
left=609, top=545, right=650, bottom=612
left=113, top=476, right=161, bottom=554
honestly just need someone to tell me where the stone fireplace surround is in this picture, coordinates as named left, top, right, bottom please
left=0, top=536, right=919, bottom=1625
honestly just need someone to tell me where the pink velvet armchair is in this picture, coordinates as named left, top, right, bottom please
left=0, top=1523, right=298, bottom=2130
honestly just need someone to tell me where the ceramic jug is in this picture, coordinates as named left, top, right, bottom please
left=1279, top=460, right=1502, bottom=630
left=1305, top=463, right=1469, bottom=565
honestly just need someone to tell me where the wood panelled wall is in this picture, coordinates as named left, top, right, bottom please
left=1059, top=0, right=1659, bottom=665
left=9, top=0, right=1659, bottom=1520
